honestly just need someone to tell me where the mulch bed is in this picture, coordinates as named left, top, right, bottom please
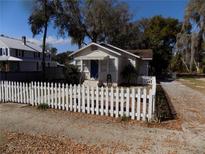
left=0, top=132, right=102, bottom=154
left=0, top=131, right=130, bottom=154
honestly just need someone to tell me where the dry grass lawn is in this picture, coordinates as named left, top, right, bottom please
left=177, top=78, right=205, bottom=94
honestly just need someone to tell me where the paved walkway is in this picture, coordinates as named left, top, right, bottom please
left=0, top=81, right=205, bottom=153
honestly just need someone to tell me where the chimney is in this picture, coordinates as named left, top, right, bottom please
left=22, top=36, right=26, bottom=45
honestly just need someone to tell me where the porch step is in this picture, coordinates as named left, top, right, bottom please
left=83, top=80, right=99, bottom=87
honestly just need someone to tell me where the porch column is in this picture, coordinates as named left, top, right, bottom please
left=80, top=60, right=83, bottom=72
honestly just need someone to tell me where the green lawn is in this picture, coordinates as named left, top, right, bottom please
left=178, top=78, right=205, bottom=94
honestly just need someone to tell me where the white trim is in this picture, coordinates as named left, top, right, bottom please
left=75, top=55, right=109, bottom=60
left=100, top=43, right=141, bottom=59
left=69, top=42, right=121, bottom=57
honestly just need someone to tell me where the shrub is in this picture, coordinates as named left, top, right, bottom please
left=121, top=64, right=137, bottom=86
left=37, top=103, right=49, bottom=110
left=120, top=115, right=130, bottom=122
left=64, top=64, right=81, bottom=84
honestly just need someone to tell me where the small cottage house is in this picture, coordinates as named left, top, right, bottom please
left=70, top=42, right=152, bottom=86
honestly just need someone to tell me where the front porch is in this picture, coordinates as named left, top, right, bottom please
left=76, top=56, right=118, bottom=86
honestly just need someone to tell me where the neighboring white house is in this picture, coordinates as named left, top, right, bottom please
left=0, top=35, right=57, bottom=72
left=70, top=42, right=153, bottom=86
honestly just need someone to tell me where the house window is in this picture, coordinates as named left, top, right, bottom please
left=15, top=49, right=18, bottom=57
left=22, top=51, right=24, bottom=57
left=5, top=48, right=8, bottom=56
left=0, top=48, right=2, bottom=55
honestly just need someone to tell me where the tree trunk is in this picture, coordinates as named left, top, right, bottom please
left=190, top=33, right=196, bottom=72
left=42, top=0, right=48, bottom=81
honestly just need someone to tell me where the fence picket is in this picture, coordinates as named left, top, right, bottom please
left=142, top=88, right=147, bottom=121
left=105, top=87, right=109, bottom=116
left=86, top=86, right=90, bottom=113
left=131, top=88, right=135, bottom=120
left=47, top=83, right=50, bottom=107
left=110, top=87, right=114, bottom=117
left=69, top=84, right=73, bottom=111
left=82, top=85, right=85, bottom=113
left=100, top=87, right=104, bottom=116
left=137, top=88, right=141, bottom=120
left=96, top=86, right=99, bottom=115
left=126, top=88, right=130, bottom=117
left=77, top=85, right=81, bottom=112
left=66, top=84, right=69, bottom=111
left=54, top=83, right=58, bottom=109
left=120, top=87, right=124, bottom=117
left=58, top=83, right=61, bottom=109
left=62, top=83, right=65, bottom=110
left=91, top=87, right=94, bottom=114
left=51, top=83, right=54, bottom=108
left=73, top=85, right=77, bottom=112
left=115, top=87, right=119, bottom=118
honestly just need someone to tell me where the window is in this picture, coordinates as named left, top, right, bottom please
left=22, top=51, right=24, bottom=57
left=15, top=49, right=18, bottom=57
left=0, top=48, right=2, bottom=55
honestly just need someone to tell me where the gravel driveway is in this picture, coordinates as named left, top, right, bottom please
left=0, top=81, right=205, bottom=153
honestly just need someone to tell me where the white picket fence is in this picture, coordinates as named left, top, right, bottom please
left=0, top=77, right=156, bottom=121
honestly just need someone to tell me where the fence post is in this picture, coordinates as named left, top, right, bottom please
left=148, top=89, right=153, bottom=121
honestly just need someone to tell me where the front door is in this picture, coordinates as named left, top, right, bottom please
left=90, top=60, right=98, bottom=79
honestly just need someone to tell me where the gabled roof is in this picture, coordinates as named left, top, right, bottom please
left=127, top=49, right=153, bottom=60
left=0, top=35, right=42, bottom=52
left=70, top=42, right=141, bottom=59
left=100, top=43, right=141, bottom=59
left=69, top=42, right=121, bottom=57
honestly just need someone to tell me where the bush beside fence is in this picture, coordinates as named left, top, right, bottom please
left=0, top=77, right=156, bottom=121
